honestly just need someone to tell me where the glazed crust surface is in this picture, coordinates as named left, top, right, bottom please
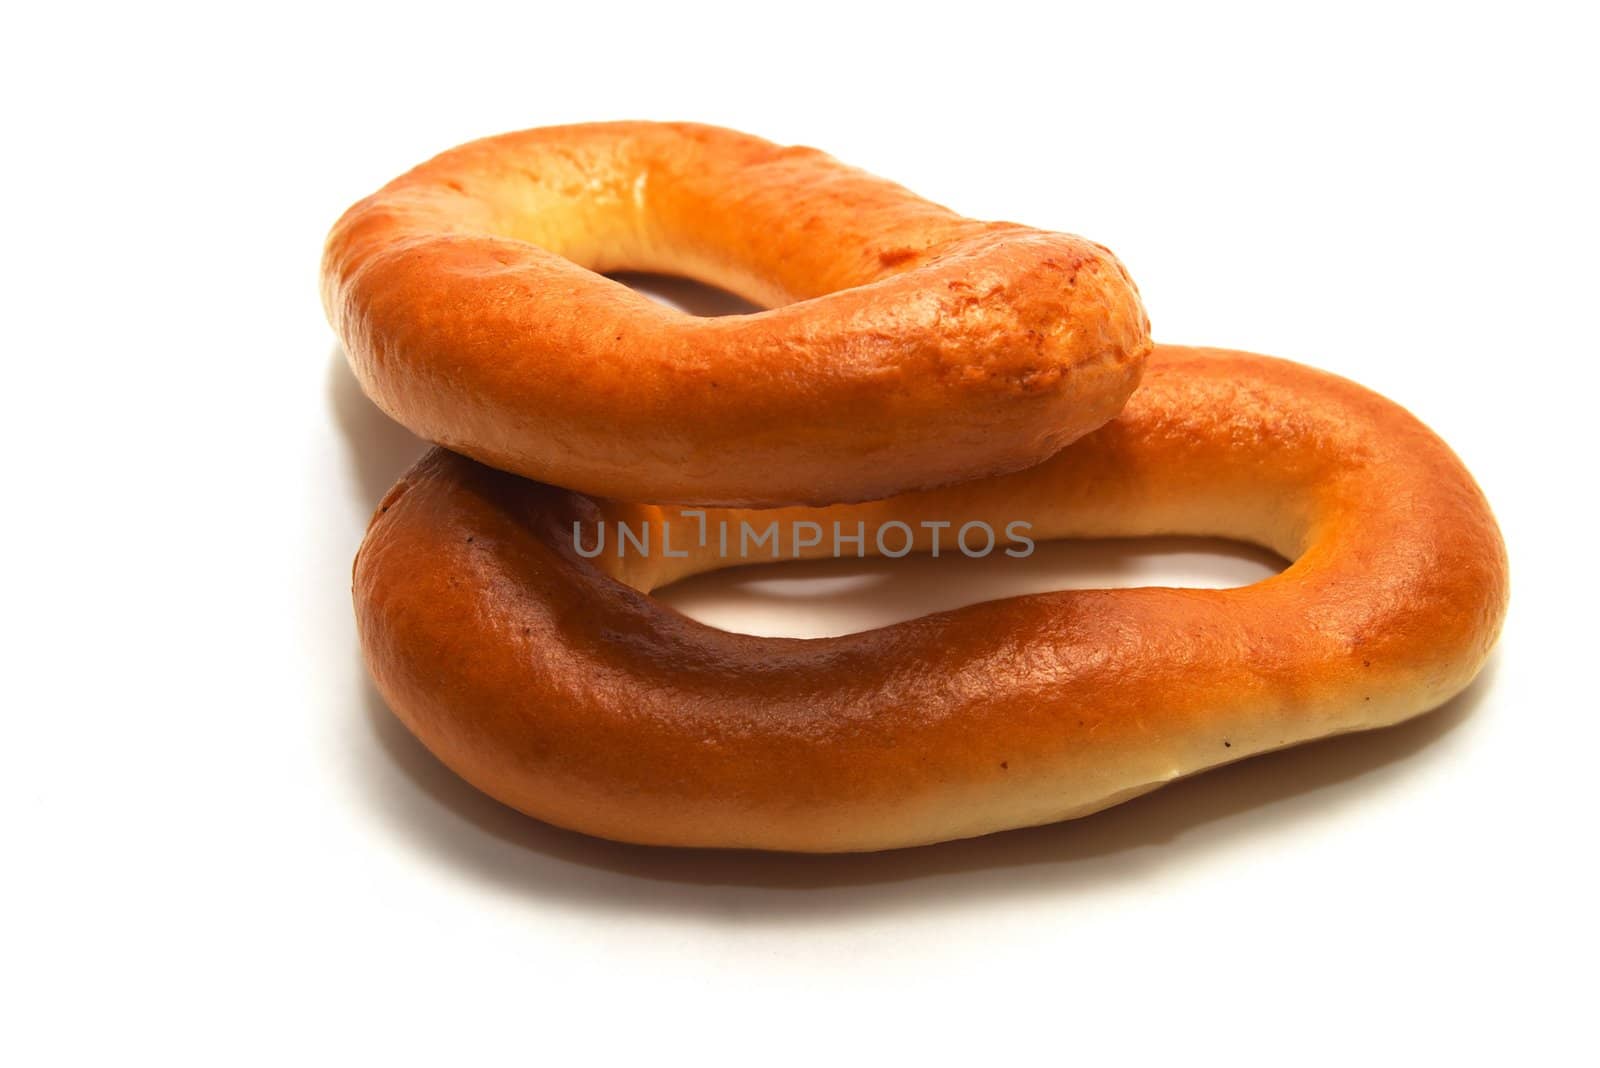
left=354, top=346, right=1509, bottom=852
left=323, top=121, right=1151, bottom=506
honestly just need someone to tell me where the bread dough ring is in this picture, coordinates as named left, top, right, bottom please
left=323, top=122, right=1151, bottom=506
left=352, top=346, right=1508, bottom=852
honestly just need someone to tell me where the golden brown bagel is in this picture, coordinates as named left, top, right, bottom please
left=323, top=121, right=1151, bottom=506
left=354, top=347, right=1508, bottom=852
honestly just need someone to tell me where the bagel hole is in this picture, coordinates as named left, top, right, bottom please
left=609, top=272, right=764, bottom=316
left=656, top=536, right=1287, bottom=638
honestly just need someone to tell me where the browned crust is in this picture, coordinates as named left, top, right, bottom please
left=353, top=347, right=1509, bottom=852
left=323, top=121, right=1151, bottom=506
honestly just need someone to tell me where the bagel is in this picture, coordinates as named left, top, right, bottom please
left=323, top=121, right=1151, bottom=507
left=353, top=346, right=1508, bottom=852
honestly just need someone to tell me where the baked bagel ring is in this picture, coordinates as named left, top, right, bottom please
left=323, top=121, right=1151, bottom=506
left=355, top=346, right=1507, bottom=852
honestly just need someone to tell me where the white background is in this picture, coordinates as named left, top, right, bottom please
left=7, top=2, right=1596, bottom=1063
